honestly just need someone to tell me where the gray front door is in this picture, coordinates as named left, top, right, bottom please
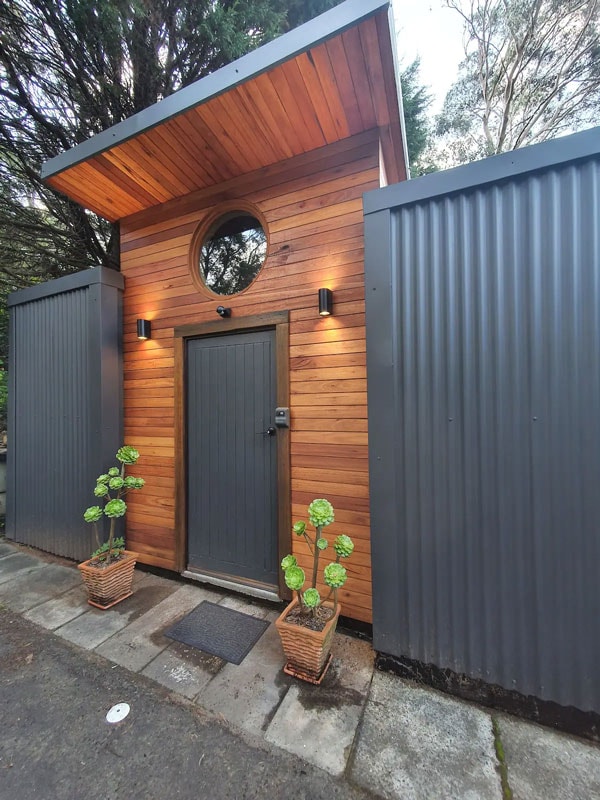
left=186, top=329, right=278, bottom=588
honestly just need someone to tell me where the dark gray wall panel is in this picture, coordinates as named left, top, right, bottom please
left=365, top=140, right=600, bottom=713
left=187, top=330, right=278, bottom=587
left=7, top=268, right=123, bottom=561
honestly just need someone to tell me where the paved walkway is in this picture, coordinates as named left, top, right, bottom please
left=1, top=540, right=599, bottom=799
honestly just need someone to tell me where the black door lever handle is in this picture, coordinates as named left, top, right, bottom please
left=257, top=426, right=276, bottom=436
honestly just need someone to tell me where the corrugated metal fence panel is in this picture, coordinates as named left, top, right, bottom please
left=365, top=148, right=600, bottom=712
left=7, top=269, right=124, bottom=562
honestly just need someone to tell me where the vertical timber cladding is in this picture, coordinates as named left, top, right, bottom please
left=120, top=130, right=381, bottom=623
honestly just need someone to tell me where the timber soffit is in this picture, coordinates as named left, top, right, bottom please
left=40, top=0, right=407, bottom=221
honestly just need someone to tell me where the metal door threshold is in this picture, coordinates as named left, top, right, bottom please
left=182, top=570, right=280, bottom=603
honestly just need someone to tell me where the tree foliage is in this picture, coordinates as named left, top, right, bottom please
left=0, top=0, right=342, bottom=299
left=435, top=0, right=600, bottom=165
left=400, top=58, right=436, bottom=176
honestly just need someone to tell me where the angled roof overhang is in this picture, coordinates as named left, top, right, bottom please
left=41, top=0, right=408, bottom=223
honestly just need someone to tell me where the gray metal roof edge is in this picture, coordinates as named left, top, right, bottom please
left=41, top=0, right=391, bottom=181
left=8, top=267, right=124, bottom=307
left=364, top=124, right=600, bottom=214
left=385, top=3, right=410, bottom=179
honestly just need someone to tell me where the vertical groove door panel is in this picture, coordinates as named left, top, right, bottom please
left=186, top=330, right=278, bottom=586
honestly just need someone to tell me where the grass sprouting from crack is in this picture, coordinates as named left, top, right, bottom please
left=492, top=717, right=513, bottom=800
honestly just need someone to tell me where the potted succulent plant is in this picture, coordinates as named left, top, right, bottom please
left=78, top=445, right=145, bottom=609
left=275, top=498, right=354, bottom=684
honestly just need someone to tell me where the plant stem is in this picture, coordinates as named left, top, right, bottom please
left=106, top=518, right=115, bottom=565
left=333, top=588, right=338, bottom=615
left=310, top=525, right=321, bottom=589
left=93, top=522, right=101, bottom=552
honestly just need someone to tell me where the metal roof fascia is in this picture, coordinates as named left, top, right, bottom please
left=8, top=267, right=124, bottom=307
left=363, top=125, right=600, bottom=214
left=385, top=2, right=410, bottom=179
left=41, top=0, right=391, bottom=181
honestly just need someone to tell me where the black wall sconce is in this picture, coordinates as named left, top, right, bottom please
left=318, top=288, right=333, bottom=317
left=216, top=306, right=231, bottom=318
left=136, top=319, right=151, bottom=340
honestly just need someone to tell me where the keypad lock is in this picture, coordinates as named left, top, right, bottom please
left=274, top=407, right=290, bottom=428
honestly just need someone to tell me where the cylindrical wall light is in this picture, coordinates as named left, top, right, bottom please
left=318, top=288, right=333, bottom=317
left=136, top=319, right=151, bottom=340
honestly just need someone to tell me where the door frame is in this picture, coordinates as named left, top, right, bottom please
left=173, top=311, right=290, bottom=598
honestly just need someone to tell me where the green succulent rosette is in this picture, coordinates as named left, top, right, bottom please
left=84, top=505, right=103, bottom=523
left=316, top=538, right=329, bottom=551
left=131, top=478, right=145, bottom=489
left=284, top=565, right=305, bottom=591
left=108, top=467, right=120, bottom=477
left=324, top=562, right=347, bottom=589
left=303, top=588, right=321, bottom=608
left=123, top=476, right=137, bottom=488
left=334, top=534, right=354, bottom=558
left=96, top=474, right=110, bottom=484
left=308, top=498, right=334, bottom=528
left=292, top=521, right=306, bottom=536
left=109, top=476, right=125, bottom=490
left=104, top=498, right=127, bottom=518
left=116, top=445, right=139, bottom=464
left=281, top=554, right=297, bottom=571
left=94, top=483, right=109, bottom=497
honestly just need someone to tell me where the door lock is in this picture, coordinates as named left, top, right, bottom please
left=258, top=426, right=276, bottom=436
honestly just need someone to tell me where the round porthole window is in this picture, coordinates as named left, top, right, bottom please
left=198, top=211, right=267, bottom=296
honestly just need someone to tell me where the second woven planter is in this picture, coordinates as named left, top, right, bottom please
left=275, top=597, right=340, bottom=683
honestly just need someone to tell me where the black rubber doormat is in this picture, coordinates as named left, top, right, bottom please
left=164, top=601, right=270, bottom=665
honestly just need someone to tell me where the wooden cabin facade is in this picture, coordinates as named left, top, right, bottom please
left=41, top=0, right=408, bottom=624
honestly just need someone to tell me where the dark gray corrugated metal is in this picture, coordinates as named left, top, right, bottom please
left=7, top=268, right=124, bottom=561
left=365, top=131, right=600, bottom=713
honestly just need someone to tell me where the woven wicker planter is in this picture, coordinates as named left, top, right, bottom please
left=275, top=597, right=341, bottom=684
left=78, top=550, right=137, bottom=609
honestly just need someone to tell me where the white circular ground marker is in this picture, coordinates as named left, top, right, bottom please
left=106, top=703, right=130, bottom=724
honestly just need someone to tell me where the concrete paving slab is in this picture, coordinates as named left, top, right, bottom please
left=95, top=584, right=217, bottom=672
left=499, top=714, right=600, bottom=800
left=197, top=623, right=292, bottom=734
left=351, top=673, right=501, bottom=800
left=0, top=542, right=17, bottom=557
left=0, top=553, right=46, bottom=585
left=264, top=633, right=374, bottom=776
left=217, top=593, right=274, bottom=619
left=23, top=583, right=89, bottom=629
left=132, top=570, right=179, bottom=590
left=142, top=639, right=225, bottom=699
left=55, top=577, right=177, bottom=650
left=0, top=563, right=81, bottom=612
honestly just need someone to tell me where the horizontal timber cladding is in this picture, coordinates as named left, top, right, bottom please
left=120, top=130, right=381, bottom=623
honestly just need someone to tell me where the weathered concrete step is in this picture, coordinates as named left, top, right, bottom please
left=0, top=563, right=81, bottom=612
left=499, top=714, right=600, bottom=800
left=351, top=672, right=502, bottom=799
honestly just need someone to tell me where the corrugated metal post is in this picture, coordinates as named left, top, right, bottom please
left=364, top=207, right=406, bottom=655
left=6, top=268, right=124, bottom=562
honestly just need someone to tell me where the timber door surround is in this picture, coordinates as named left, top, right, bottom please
left=174, top=312, right=290, bottom=599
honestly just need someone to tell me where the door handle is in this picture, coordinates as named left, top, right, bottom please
left=257, top=426, right=276, bottom=436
